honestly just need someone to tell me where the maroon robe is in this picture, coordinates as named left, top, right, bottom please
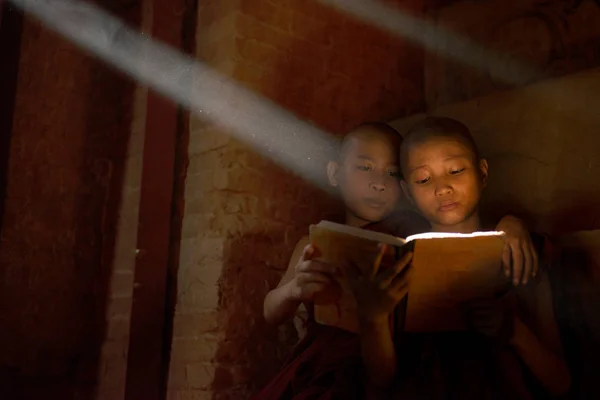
left=252, top=308, right=364, bottom=400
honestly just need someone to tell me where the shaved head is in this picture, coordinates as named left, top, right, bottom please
left=339, top=122, right=402, bottom=162
left=400, top=117, right=479, bottom=174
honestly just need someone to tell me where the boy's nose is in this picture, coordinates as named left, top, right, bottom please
left=435, top=184, right=453, bottom=196
left=370, top=182, right=385, bottom=192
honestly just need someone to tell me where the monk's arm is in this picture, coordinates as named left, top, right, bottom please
left=263, top=282, right=301, bottom=326
left=511, top=316, right=571, bottom=395
left=359, top=318, right=397, bottom=389
left=263, top=238, right=308, bottom=326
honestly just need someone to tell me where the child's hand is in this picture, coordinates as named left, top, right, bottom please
left=289, top=244, right=336, bottom=302
left=496, top=215, right=539, bottom=286
left=344, top=244, right=413, bottom=324
left=464, top=295, right=515, bottom=343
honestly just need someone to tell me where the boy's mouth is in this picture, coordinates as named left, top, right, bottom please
left=437, top=201, right=459, bottom=212
left=364, top=198, right=387, bottom=209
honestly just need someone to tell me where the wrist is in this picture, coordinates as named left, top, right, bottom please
left=282, top=278, right=302, bottom=303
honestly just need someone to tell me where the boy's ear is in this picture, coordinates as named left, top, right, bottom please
left=400, top=180, right=414, bottom=205
left=479, top=158, right=489, bottom=187
left=326, top=161, right=340, bottom=187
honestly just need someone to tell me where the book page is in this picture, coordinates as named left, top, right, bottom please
left=310, top=222, right=507, bottom=333
left=404, top=234, right=507, bottom=332
left=309, top=222, right=402, bottom=333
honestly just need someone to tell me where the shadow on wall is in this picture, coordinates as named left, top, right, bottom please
left=209, top=2, right=425, bottom=398
left=0, top=2, right=138, bottom=398
left=214, top=231, right=302, bottom=397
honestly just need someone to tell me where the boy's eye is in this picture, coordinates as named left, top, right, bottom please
left=389, top=170, right=401, bottom=178
left=450, top=168, right=466, bottom=175
left=415, top=177, right=430, bottom=184
left=356, top=165, right=372, bottom=172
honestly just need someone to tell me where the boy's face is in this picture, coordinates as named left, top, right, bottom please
left=329, top=131, right=401, bottom=225
left=401, top=136, right=487, bottom=230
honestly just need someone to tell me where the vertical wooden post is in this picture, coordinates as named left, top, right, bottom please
left=124, top=0, right=186, bottom=399
left=0, top=2, right=23, bottom=231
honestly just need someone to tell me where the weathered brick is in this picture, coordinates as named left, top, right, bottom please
left=180, top=213, right=215, bottom=238
left=240, top=0, right=290, bottom=29
left=235, top=36, right=285, bottom=66
left=105, top=318, right=131, bottom=342
left=112, top=245, right=137, bottom=275
left=188, top=124, right=232, bottom=155
left=108, top=270, right=135, bottom=299
left=232, top=61, right=273, bottom=91
left=106, top=296, right=133, bottom=320
left=121, top=153, right=143, bottom=189
left=235, top=13, right=294, bottom=52
left=289, top=10, right=335, bottom=48
left=186, top=362, right=215, bottom=389
left=178, top=264, right=223, bottom=298
left=172, top=311, right=221, bottom=338
left=167, top=360, right=188, bottom=390
left=179, top=236, right=225, bottom=267
left=100, top=358, right=127, bottom=390
left=99, top=339, right=129, bottom=361
left=170, top=336, right=220, bottom=364
left=176, top=279, right=220, bottom=313
left=198, top=0, right=239, bottom=28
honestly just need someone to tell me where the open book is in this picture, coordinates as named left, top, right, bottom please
left=310, top=221, right=508, bottom=333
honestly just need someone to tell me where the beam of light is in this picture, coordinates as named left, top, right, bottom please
left=319, top=0, right=541, bottom=86
left=9, top=0, right=339, bottom=191
left=9, top=0, right=543, bottom=195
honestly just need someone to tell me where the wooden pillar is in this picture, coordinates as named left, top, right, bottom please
left=0, top=2, right=23, bottom=231
left=124, top=0, right=187, bottom=398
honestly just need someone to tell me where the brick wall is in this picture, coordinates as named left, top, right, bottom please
left=167, top=1, right=425, bottom=399
left=0, top=1, right=140, bottom=398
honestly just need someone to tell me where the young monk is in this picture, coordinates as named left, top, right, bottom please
left=348, top=117, right=571, bottom=399
left=255, top=121, right=539, bottom=399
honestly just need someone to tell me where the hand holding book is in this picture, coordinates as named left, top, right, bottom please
left=343, top=244, right=413, bottom=325
left=289, top=244, right=341, bottom=304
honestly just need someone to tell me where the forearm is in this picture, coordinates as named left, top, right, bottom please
left=511, top=317, right=571, bottom=395
left=263, top=282, right=301, bottom=326
left=359, top=317, right=397, bottom=389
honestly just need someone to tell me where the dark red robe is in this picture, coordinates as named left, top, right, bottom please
left=252, top=310, right=364, bottom=400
